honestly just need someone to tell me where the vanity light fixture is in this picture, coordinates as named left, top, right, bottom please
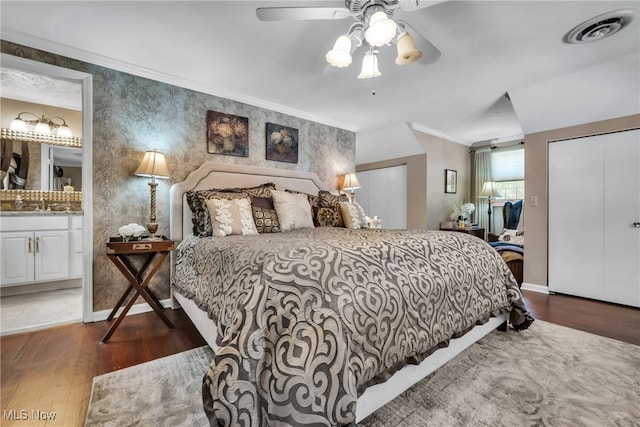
left=9, top=112, right=73, bottom=137
left=135, top=150, right=170, bottom=240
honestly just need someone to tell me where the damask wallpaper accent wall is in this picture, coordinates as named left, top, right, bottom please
left=1, top=41, right=356, bottom=312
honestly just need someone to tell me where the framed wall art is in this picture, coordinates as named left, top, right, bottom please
left=206, top=110, right=249, bottom=157
left=266, top=122, right=298, bottom=163
left=445, top=169, right=457, bottom=194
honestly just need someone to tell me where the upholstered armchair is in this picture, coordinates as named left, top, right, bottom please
left=488, top=200, right=524, bottom=286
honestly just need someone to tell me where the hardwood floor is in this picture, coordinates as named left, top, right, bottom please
left=1, top=292, right=638, bottom=426
left=521, top=290, right=640, bottom=346
left=0, top=309, right=205, bottom=427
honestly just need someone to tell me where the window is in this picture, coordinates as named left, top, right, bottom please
left=491, top=147, right=524, bottom=200
left=494, top=180, right=525, bottom=200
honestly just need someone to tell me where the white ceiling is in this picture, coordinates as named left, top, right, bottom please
left=1, top=1, right=639, bottom=161
left=0, top=67, right=82, bottom=110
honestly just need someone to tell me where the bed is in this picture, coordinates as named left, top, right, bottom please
left=169, top=163, right=533, bottom=426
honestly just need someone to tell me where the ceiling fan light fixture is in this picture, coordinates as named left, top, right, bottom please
left=364, top=11, right=397, bottom=46
left=326, top=34, right=353, bottom=67
left=395, top=32, right=423, bottom=65
left=357, top=51, right=381, bottom=79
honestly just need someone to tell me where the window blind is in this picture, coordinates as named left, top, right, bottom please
left=491, top=148, right=524, bottom=181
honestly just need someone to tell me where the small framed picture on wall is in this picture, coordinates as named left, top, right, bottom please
left=206, top=110, right=249, bottom=157
left=266, top=122, right=298, bottom=163
left=445, top=169, right=457, bottom=193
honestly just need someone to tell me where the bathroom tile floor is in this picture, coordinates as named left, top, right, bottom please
left=0, top=287, right=82, bottom=335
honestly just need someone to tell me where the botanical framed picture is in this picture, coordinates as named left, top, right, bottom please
left=445, top=169, right=457, bottom=194
left=266, top=122, right=298, bottom=163
left=206, top=110, right=249, bottom=157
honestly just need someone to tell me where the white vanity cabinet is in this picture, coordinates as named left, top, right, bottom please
left=0, top=215, right=80, bottom=286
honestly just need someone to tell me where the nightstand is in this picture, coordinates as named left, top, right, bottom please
left=101, top=236, right=175, bottom=342
left=440, top=226, right=485, bottom=240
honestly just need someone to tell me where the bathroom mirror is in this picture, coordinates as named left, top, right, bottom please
left=1, top=66, right=83, bottom=192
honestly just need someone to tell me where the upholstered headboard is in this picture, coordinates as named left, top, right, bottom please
left=169, top=163, right=328, bottom=243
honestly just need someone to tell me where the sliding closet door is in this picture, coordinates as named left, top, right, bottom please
left=603, top=130, right=640, bottom=305
left=548, top=129, right=640, bottom=307
left=356, top=165, right=407, bottom=229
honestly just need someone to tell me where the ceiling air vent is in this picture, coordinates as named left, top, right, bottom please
left=565, top=9, right=637, bottom=44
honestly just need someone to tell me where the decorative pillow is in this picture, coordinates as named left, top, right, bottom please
left=285, top=189, right=320, bottom=209
left=204, top=197, right=258, bottom=237
left=187, top=191, right=248, bottom=236
left=272, top=190, right=315, bottom=231
left=318, top=190, right=348, bottom=227
left=186, top=182, right=276, bottom=236
left=318, top=190, right=349, bottom=207
left=498, top=229, right=524, bottom=245
left=313, top=206, right=338, bottom=227
left=339, top=201, right=367, bottom=229
left=250, top=196, right=280, bottom=233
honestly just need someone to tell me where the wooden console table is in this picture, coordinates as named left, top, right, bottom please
left=102, top=237, right=175, bottom=342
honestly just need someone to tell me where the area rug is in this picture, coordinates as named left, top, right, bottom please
left=85, top=321, right=640, bottom=426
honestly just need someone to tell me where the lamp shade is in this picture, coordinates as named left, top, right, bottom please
left=364, top=11, right=397, bottom=46
left=395, top=32, right=423, bottom=65
left=342, top=172, right=361, bottom=191
left=357, top=51, right=381, bottom=79
left=326, top=34, right=352, bottom=67
left=135, top=150, right=170, bottom=179
left=34, top=120, right=51, bottom=135
left=56, top=124, right=73, bottom=137
left=9, top=117, right=28, bottom=132
left=479, top=181, right=501, bottom=198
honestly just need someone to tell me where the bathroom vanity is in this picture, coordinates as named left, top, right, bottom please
left=0, top=212, right=83, bottom=287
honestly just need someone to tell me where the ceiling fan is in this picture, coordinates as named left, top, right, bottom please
left=256, top=1, right=445, bottom=78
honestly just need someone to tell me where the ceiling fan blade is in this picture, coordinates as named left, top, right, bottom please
left=399, top=21, right=441, bottom=65
left=256, top=7, right=351, bottom=22
left=398, top=0, right=449, bottom=11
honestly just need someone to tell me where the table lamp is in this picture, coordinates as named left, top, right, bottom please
left=341, top=172, right=361, bottom=202
left=135, top=150, right=170, bottom=239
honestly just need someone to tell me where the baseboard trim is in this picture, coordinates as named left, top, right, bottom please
left=521, top=283, right=550, bottom=294
left=91, top=299, right=172, bottom=322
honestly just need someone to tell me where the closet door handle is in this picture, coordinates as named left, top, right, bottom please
left=28, top=237, right=33, bottom=253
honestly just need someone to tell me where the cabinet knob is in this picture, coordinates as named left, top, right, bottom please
left=28, top=237, right=33, bottom=253
left=634, top=222, right=640, bottom=228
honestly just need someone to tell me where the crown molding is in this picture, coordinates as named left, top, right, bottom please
left=1, top=29, right=359, bottom=133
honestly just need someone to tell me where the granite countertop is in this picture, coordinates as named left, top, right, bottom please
left=0, top=210, right=83, bottom=216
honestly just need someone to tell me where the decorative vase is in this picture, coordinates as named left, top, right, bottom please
left=223, top=135, right=236, bottom=152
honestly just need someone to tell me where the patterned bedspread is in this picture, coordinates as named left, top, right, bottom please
left=172, top=227, right=532, bottom=426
